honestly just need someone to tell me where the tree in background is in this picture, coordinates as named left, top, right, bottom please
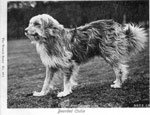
left=7, top=1, right=149, bottom=40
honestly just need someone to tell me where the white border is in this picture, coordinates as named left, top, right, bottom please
left=0, top=0, right=7, bottom=114
left=0, top=0, right=150, bottom=115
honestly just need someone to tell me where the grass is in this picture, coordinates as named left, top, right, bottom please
left=8, top=39, right=149, bottom=108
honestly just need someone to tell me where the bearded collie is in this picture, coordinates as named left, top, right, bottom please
left=25, top=14, right=147, bottom=97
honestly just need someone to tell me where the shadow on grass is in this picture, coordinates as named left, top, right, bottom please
left=8, top=74, right=149, bottom=108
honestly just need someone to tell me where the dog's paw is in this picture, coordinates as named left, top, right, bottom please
left=113, top=80, right=117, bottom=84
left=111, top=84, right=121, bottom=88
left=57, top=91, right=72, bottom=97
left=33, top=91, right=46, bottom=96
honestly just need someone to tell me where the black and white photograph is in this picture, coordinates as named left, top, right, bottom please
left=0, top=0, right=150, bottom=114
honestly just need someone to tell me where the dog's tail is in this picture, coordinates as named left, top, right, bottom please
left=123, top=24, right=148, bottom=56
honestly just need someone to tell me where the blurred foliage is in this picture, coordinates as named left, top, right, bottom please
left=8, top=1, right=149, bottom=40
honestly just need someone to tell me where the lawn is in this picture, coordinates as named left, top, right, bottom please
left=8, top=39, right=149, bottom=108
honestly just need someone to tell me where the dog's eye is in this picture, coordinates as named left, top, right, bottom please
left=34, top=22, right=40, bottom=26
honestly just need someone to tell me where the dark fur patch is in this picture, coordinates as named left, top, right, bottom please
left=66, top=20, right=123, bottom=65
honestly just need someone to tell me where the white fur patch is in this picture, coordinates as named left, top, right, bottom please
left=36, top=43, right=70, bottom=67
left=124, top=24, right=148, bottom=49
left=120, top=64, right=129, bottom=82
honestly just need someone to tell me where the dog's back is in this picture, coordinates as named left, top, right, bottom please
left=67, top=20, right=147, bottom=65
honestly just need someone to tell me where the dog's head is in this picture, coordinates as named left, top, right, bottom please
left=25, top=14, right=63, bottom=44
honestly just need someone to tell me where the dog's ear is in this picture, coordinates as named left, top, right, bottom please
left=41, top=14, right=63, bottom=30
left=44, top=28, right=63, bottom=41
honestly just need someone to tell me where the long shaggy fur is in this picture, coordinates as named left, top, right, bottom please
left=25, top=14, right=148, bottom=97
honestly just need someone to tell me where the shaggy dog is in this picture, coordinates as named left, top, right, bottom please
left=25, top=14, right=147, bottom=97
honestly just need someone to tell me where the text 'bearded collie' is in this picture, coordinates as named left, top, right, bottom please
left=25, top=14, right=147, bottom=97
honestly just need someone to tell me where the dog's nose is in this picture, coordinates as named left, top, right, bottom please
left=25, top=28, right=28, bottom=33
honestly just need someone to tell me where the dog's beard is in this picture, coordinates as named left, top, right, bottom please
left=25, top=33, right=40, bottom=44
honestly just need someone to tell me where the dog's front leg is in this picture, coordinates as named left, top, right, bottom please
left=57, top=67, right=75, bottom=97
left=33, top=66, right=54, bottom=96
left=57, top=74, right=72, bottom=97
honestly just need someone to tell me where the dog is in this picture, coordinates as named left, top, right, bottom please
left=25, top=14, right=147, bottom=97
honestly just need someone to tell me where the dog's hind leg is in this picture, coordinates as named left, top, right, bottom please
left=111, top=65, right=122, bottom=88
left=120, top=64, right=129, bottom=83
left=111, top=63, right=129, bottom=88
left=33, top=66, right=56, bottom=96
